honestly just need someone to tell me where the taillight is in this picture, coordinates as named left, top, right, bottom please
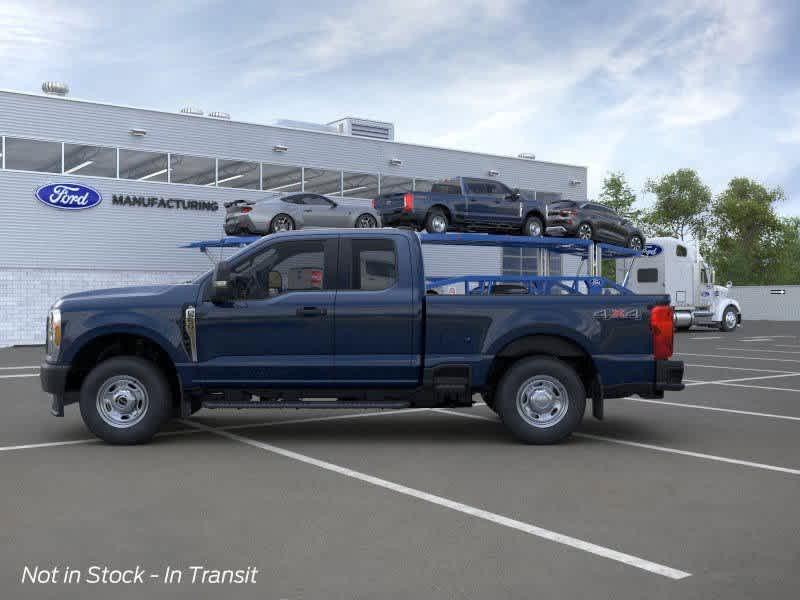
left=241, top=207, right=252, bottom=213
left=650, top=305, right=674, bottom=360
left=402, top=193, right=414, bottom=212
left=372, top=199, right=377, bottom=209
left=560, top=209, right=577, bottom=217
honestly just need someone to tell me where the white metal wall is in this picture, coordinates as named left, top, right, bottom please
left=728, top=286, right=800, bottom=321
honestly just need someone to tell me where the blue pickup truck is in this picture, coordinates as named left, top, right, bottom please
left=374, top=177, right=549, bottom=236
left=40, top=229, right=684, bottom=445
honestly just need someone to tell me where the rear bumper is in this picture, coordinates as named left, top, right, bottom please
left=379, top=210, right=422, bottom=228
left=40, top=361, right=71, bottom=417
left=545, top=220, right=578, bottom=236
left=602, top=359, right=684, bottom=399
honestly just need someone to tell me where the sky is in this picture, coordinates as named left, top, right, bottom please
left=2, top=0, right=799, bottom=213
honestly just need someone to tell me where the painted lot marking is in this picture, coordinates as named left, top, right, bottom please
left=774, top=344, right=800, bottom=349
left=683, top=378, right=800, bottom=393
left=617, top=397, right=800, bottom=422
left=0, top=374, right=39, bottom=380
left=432, top=409, right=800, bottom=477
left=686, top=363, right=796, bottom=374
left=677, top=352, right=800, bottom=364
left=718, top=347, right=800, bottom=355
left=684, top=373, right=800, bottom=387
left=178, top=418, right=691, bottom=580
left=0, top=365, right=40, bottom=371
left=689, top=336, right=721, bottom=340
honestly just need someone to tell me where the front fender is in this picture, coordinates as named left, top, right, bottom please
left=713, top=298, right=741, bottom=322
left=61, top=312, right=185, bottom=364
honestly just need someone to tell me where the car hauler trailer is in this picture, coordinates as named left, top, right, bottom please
left=617, top=236, right=741, bottom=332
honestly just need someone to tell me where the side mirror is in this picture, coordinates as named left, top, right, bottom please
left=329, top=201, right=338, bottom=208
left=726, top=281, right=733, bottom=289
left=508, top=188, right=521, bottom=200
left=211, top=260, right=235, bottom=303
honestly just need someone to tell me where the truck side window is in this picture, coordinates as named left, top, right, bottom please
left=676, top=245, right=687, bottom=257
left=467, top=182, right=487, bottom=194
left=637, top=268, right=659, bottom=283
left=349, top=239, right=397, bottom=291
left=701, top=269, right=708, bottom=284
left=233, top=240, right=327, bottom=300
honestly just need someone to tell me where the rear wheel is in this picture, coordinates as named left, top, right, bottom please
left=628, top=234, right=644, bottom=250
left=425, top=209, right=449, bottom=234
left=269, top=214, right=295, bottom=233
left=576, top=222, right=593, bottom=240
left=523, top=215, right=544, bottom=237
left=355, top=213, right=378, bottom=228
left=720, top=306, right=739, bottom=332
left=496, top=357, right=585, bottom=444
left=79, top=357, right=171, bottom=444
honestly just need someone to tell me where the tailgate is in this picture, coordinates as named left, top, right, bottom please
left=373, top=192, right=408, bottom=212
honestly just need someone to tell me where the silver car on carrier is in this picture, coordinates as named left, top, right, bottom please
left=224, top=192, right=382, bottom=235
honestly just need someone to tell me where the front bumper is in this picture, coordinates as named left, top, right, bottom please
left=40, top=361, right=70, bottom=417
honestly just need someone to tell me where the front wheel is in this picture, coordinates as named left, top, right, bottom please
left=523, top=216, right=544, bottom=237
left=496, top=357, right=585, bottom=444
left=720, top=306, right=739, bottom=332
left=355, top=213, right=378, bottom=228
left=79, top=357, right=171, bottom=444
left=576, top=222, right=593, bottom=240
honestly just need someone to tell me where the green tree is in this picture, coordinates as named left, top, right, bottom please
left=598, top=171, right=640, bottom=220
left=642, top=169, right=711, bottom=240
left=706, top=178, right=786, bottom=285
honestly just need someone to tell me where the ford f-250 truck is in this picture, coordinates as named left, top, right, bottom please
left=374, top=177, right=549, bottom=236
left=40, top=229, right=684, bottom=445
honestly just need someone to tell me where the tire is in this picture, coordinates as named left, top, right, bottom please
left=269, top=214, right=295, bottom=233
left=628, top=234, right=644, bottom=250
left=425, top=209, right=449, bottom=234
left=79, top=357, right=171, bottom=445
left=481, top=389, right=499, bottom=414
left=720, top=306, right=739, bottom=332
left=523, top=215, right=544, bottom=237
left=355, top=213, right=378, bottom=228
left=495, top=357, right=585, bottom=444
left=576, top=222, right=593, bottom=240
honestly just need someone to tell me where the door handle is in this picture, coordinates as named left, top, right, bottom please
left=296, top=306, right=327, bottom=317
left=304, top=209, right=312, bottom=213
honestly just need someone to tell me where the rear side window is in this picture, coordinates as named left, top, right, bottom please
left=637, top=268, right=659, bottom=283
left=431, top=184, right=461, bottom=195
left=348, top=239, right=397, bottom=291
left=467, top=182, right=488, bottom=194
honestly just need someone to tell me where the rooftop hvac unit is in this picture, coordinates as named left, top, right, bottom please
left=42, top=81, right=69, bottom=96
left=180, top=106, right=204, bottom=116
left=518, top=152, right=536, bottom=160
left=271, top=119, right=338, bottom=134
left=208, top=111, right=231, bottom=120
left=329, top=117, right=395, bottom=141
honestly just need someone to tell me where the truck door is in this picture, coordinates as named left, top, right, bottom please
left=333, top=235, right=419, bottom=386
left=696, top=262, right=714, bottom=308
left=300, top=194, right=340, bottom=228
left=484, top=181, right=521, bottom=227
left=194, top=237, right=338, bottom=386
left=464, top=180, right=493, bottom=226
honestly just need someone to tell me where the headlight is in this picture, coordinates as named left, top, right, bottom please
left=47, top=308, right=62, bottom=356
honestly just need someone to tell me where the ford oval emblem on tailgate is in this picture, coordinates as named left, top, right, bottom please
left=35, top=183, right=103, bottom=210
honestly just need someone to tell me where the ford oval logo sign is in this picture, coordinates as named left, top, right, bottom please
left=35, top=183, right=103, bottom=210
left=642, top=244, right=663, bottom=257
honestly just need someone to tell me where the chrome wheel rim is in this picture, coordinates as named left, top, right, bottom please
left=577, top=224, right=592, bottom=240
left=629, top=236, right=643, bottom=250
left=431, top=215, right=447, bottom=233
left=273, top=215, right=293, bottom=231
left=527, top=220, right=542, bottom=236
left=516, top=375, right=569, bottom=428
left=356, top=214, right=377, bottom=228
left=96, top=375, right=149, bottom=429
left=725, top=310, right=737, bottom=329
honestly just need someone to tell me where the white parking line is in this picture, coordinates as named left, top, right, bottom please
left=688, top=336, right=721, bottom=340
left=677, top=352, right=800, bottom=364
left=178, top=418, right=691, bottom=580
left=431, top=409, right=800, bottom=477
left=686, top=363, right=796, bottom=374
left=718, top=347, right=800, bottom=355
left=0, top=373, right=39, bottom=379
left=774, top=344, right=800, bottom=349
left=616, top=397, right=800, bottom=422
left=710, top=382, right=800, bottom=393
left=684, top=373, right=800, bottom=386
left=0, top=365, right=40, bottom=370
left=0, top=437, right=99, bottom=452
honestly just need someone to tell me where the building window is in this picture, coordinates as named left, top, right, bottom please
left=119, top=149, right=168, bottom=182
left=4, top=137, right=61, bottom=173
left=63, top=143, right=117, bottom=177
left=502, top=248, right=562, bottom=276
left=217, top=159, right=260, bottom=189
left=170, top=154, right=216, bottom=186
left=304, top=167, right=342, bottom=195
left=342, top=171, right=379, bottom=198
left=262, top=163, right=302, bottom=192
left=380, top=176, right=413, bottom=195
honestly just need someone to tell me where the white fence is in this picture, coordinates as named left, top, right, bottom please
left=728, top=285, right=800, bottom=321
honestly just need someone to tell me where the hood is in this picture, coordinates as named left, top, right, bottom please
left=54, top=283, right=197, bottom=311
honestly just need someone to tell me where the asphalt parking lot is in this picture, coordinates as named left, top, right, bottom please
left=2, top=321, right=800, bottom=599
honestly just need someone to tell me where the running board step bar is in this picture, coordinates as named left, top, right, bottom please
left=201, top=400, right=412, bottom=410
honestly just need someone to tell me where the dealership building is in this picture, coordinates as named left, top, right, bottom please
left=0, top=85, right=588, bottom=346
